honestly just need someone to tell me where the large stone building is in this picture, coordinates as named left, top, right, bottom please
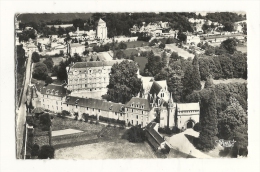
left=66, top=60, right=125, bottom=93
left=97, top=18, right=107, bottom=40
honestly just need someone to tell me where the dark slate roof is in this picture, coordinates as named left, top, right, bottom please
left=146, top=122, right=165, bottom=145
left=71, top=60, right=125, bottom=68
left=65, top=96, right=125, bottom=113
left=149, top=81, right=162, bottom=96
left=125, top=97, right=152, bottom=111
left=34, top=83, right=67, bottom=97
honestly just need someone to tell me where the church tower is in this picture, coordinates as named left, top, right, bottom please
left=97, top=18, right=107, bottom=40
left=167, top=93, right=176, bottom=129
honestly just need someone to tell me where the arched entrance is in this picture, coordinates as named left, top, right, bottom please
left=187, top=120, right=194, bottom=128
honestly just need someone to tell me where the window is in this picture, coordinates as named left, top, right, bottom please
left=142, top=111, right=144, bottom=114
left=136, top=121, right=138, bottom=125
left=76, top=105, right=78, bottom=108
left=136, top=104, right=139, bottom=108
left=141, top=105, right=144, bottom=109
left=56, top=101, right=58, bottom=105
left=67, top=104, right=68, bottom=107
left=131, top=103, right=134, bottom=107
left=57, top=107, right=58, bottom=110
left=61, top=107, right=62, bottom=111
left=93, top=108, right=94, bottom=111
left=98, top=109, right=100, bottom=112
left=136, top=115, right=138, bottom=119
left=47, top=95, right=48, bottom=98
left=126, top=108, right=128, bottom=111
left=131, top=109, right=134, bottom=113
left=61, top=102, right=62, bottom=105
left=115, top=113, right=117, bottom=116
left=43, top=99, right=44, bottom=102
left=48, top=105, right=49, bottom=108
left=120, top=113, right=122, bottom=116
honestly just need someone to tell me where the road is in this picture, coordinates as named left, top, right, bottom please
left=16, top=50, right=33, bottom=159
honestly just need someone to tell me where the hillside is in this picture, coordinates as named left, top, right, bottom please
left=17, top=13, right=92, bottom=23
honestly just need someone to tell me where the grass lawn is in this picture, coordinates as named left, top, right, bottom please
left=134, top=56, right=147, bottom=73
left=116, top=41, right=149, bottom=49
left=122, top=48, right=139, bottom=57
left=237, top=45, right=247, bottom=53
left=165, top=44, right=194, bottom=59
left=55, top=138, right=155, bottom=159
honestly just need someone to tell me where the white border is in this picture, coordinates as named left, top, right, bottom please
left=0, top=1, right=259, bottom=172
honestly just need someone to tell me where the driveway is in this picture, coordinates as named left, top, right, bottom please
left=165, top=44, right=195, bottom=59
left=165, top=129, right=212, bottom=158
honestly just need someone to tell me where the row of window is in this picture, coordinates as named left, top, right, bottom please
left=178, top=110, right=199, bottom=113
left=42, top=95, right=63, bottom=100
left=130, top=104, right=145, bottom=109
left=69, top=77, right=108, bottom=82
left=43, top=104, right=63, bottom=111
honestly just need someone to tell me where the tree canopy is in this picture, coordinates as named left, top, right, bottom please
left=106, top=60, right=142, bottom=104
left=32, top=62, right=48, bottom=80
left=32, top=52, right=40, bottom=63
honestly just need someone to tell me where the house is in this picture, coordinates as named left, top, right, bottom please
left=186, top=35, right=201, bottom=45
left=145, top=122, right=167, bottom=150
left=46, top=24, right=73, bottom=28
left=33, top=83, right=68, bottom=113
left=148, top=80, right=169, bottom=102
left=125, top=97, right=155, bottom=127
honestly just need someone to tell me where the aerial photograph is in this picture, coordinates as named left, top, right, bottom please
left=15, top=12, right=248, bottom=159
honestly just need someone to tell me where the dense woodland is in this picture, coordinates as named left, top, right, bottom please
left=18, top=12, right=246, bottom=42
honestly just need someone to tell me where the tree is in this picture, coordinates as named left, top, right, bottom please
left=182, top=55, right=201, bottom=99
left=45, top=76, right=53, bottom=85
left=202, top=24, right=209, bottom=32
left=31, top=143, right=40, bottom=157
left=106, top=60, right=142, bottom=103
left=57, top=60, right=69, bottom=82
left=166, top=37, right=175, bottom=44
left=196, top=88, right=218, bottom=151
left=96, top=56, right=100, bottom=61
left=159, top=43, right=166, bottom=49
left=144, top=51, right=165, bottom=76
left=177, top=32, right=187, bottom=42
left=114, top=50, right=126, bottom=59
left=32, top=52, right=40, bottom=63
left=170, top=52, right=180, bottom=61
left=220, top=38, right=238, bottom=54
left=204, top=75, right=214, bottom=89
left=123, top=125, right=145, bottom=143
left=72, top=18, right=85, bottom=30
left=217, top=96, right=247, bottom=140
left=52, top=65, right=59, bottom=76
left=32, top=62, right=48, bottom=80
left=43, top=56, right=54, bottom=72
left=223, top=22, right=234, bottom=32
left=38, top=145, right=55, bottom=159
left=118, top=42, right=127, bottom=50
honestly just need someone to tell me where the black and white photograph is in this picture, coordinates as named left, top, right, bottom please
left=15, top=11, right=248, bottom=159
left=0, top=1, right=259, bottom=172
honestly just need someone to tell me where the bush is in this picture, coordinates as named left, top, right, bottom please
left=172, top=126, right=180, bottom=134
left=38, top=145, right=55, bottom=159
left=31, top=143, right=40, bottom=157
left=90, top=119, right=94, bottom=124
left=193, top=123, right=202, bottom=132
left=96, top=120, right=99, bottom=125
left=82, top=113, right=89, bottom=122
left=124, top=126, right=146, bottom=143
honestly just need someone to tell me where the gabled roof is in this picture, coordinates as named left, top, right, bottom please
left=125, top=97, right=152, bottom=111
left=34, top=83, right=68, bottom=97
left=149, top=81, right=162, bottom=96
left=65, top=96, right=125, bottom=113
left=146, top=122, right=165, bottom=146
left=98, top=18, right=106, bottom=24
left=71, top=60, right=125, bottom=68
left=177, top=102, right=200, bottom=111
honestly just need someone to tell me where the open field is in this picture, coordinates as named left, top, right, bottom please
left=201, top=78, right=247, bottom=89
left=18, top=13, right=92, bottom=23
left=55, top=138, right=155, bottom=159
left=116, top=41, right=149, bottom=49
left=165, top=44, right=195, bottom=59
left=237, top=45, right=247, bottom=53
left=122, top=48, right=139, bottom=57
left=134, top=56, right=147, bottom=73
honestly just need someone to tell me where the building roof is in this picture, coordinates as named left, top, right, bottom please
left=149, top=81, right=162, bottom=96
left=98, top=18, right=106, bottom=24
left=125, top=97, right=152, bottom=111
left=146, top=122, right=165, bottom=147
left=65, top=96, right=125, bottom=113
left=34, top=83, right=68, bottom=97
left=71, top=60, right=125, bottom=68
left=177, top=102, right=200, bottom=111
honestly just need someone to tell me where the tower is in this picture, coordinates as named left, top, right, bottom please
left=167, top=93, right=176, bottom=129
left=97, top=18, right=107, bottom=40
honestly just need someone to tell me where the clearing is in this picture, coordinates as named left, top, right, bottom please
left=134, top=56, right=148, bottom=73
left=55, top=138, right=155, bottom=159
left=165, top=129, right=212, bottom=158
left=40, top=56, right=65, bottom=66
left=165, top=44, right=195, bottom=59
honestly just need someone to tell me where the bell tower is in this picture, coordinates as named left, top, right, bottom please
left=167, top=93, right=175, bottom=129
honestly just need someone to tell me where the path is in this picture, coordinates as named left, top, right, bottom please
left=165, top=44, right=195, bottom=59
left=16, top=50, right=33, bottom=159
left=165, top=129, right=212, bottom=158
